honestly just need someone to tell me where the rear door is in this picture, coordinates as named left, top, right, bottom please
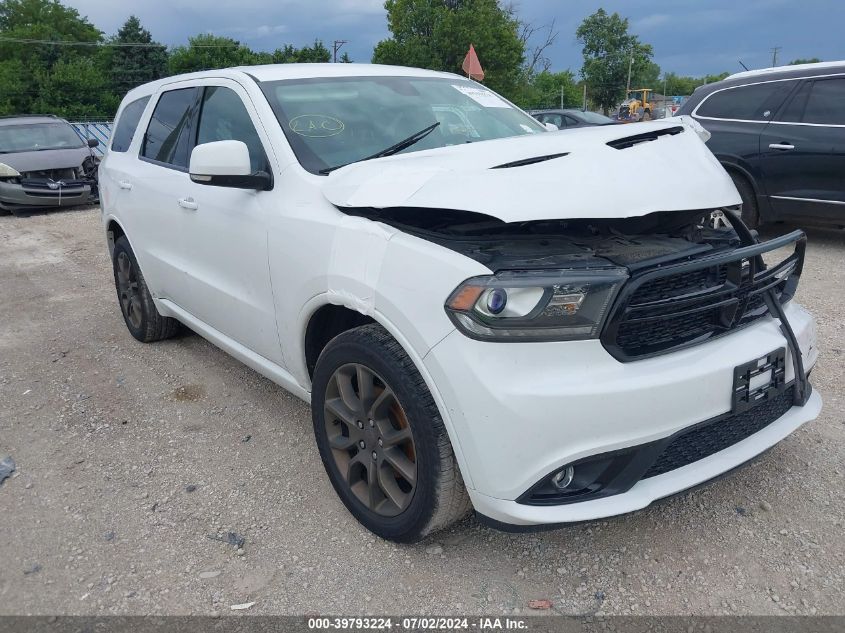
left=123, top=86, right=201, bottom=302
left=760, top=75, right=845, bottom=222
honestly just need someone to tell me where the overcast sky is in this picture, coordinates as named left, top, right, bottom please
left=64, top=0, right=843, bottom=77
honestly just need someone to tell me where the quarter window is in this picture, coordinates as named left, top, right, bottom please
left=196, top=87, right=267, bottom=172
left=802, top=78, right=845, bottom=125
left=696, top=81, right=794, bottom=121
left=111, top=96, right=150, bottom=153
left=141, top=88, right=199, bottom=169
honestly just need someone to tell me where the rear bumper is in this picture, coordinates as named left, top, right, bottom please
left=424, top=301, right=820, bottom=524
left=0, top=180, right=90, bottom=209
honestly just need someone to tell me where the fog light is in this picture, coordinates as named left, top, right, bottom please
left=551, top=465, right=575, bottom=490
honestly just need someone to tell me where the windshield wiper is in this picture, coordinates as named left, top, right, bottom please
left=319, top=121, right=440, bottom=175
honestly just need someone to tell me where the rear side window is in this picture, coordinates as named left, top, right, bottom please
left=696, top=81, right=794, bottom=121
left=196, top=87, right=267, bottom=172
left=802, top=78, right=845, bottom=125
left=141, top=88, right=199, bottom=169
left=111, top=96, right=149, bottom=152
left=539, top=113, right=563, bottom=128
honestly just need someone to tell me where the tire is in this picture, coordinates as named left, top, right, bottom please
left=112, top=236, right=180, bottom=343
left=311, top=324, right=471, bottom=542
left=729, top=171, right=760, bottom=229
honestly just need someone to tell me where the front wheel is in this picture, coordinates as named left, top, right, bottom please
left=311, top=324, right=470, bottom=542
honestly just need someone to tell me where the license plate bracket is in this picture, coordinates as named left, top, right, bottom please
left=733, top=348, right=787, bottom=413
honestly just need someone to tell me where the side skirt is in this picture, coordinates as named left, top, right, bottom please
left=156, top=298, right=311, bottom=404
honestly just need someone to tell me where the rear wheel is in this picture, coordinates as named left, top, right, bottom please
left=312, top=324, right=471, bottom=542
left=729, top=171, right=760, bottom=229
left=112, top=236, right=179, bottom=342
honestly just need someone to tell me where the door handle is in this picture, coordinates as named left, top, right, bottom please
left=177, top=197, right=198, bottom=211
left=118, top=180, right=133, bottom=190
left=769, top=143, right=795, bottom=151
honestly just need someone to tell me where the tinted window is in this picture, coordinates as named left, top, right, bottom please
left=802, top=78, right=845, bottom=125
left=777, top=82, right=811, bottom=123
left=196, top=87, right=266, bottom=172
left=111, top=96, right=150, bottom=152
left=564, top=115, right=580, bottom=126
left=539, top=113, right=563, bottom=128
left=696, top=81, right=793, bottom=120
left=142, top=88, right=198, bottom=168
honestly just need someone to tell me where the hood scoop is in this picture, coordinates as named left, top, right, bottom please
left=491, top=152, right=569, bottom=169
left=607, top=126, right=684, bottom=150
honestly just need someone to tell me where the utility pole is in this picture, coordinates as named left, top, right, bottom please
left=582, top=84, right=587, bottom=111
left=332, top=39, right=348, bottom=63
left=626, top=55, right=633, bottom=93
left=771, top=46, right=781, bottom=67
left=560, top=85, right=564, bottom=109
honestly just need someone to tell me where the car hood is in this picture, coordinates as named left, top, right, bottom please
left=0, top=147, right=91, bottom=173
left=322, top=118, right=740, bottom=223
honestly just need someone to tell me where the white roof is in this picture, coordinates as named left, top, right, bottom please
left=124, top=63, right=462, bottom=100
left=726, top=60, right=845, bottom=81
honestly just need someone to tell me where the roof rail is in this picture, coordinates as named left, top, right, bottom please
left=726, top=60, right=845, bottom=81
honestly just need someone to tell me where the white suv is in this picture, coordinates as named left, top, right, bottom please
left=99, top=64, right=821, bottom=542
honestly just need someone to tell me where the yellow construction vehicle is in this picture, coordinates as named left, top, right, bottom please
left=618, top=88, right=653, bottom=121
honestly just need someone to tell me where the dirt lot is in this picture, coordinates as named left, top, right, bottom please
left=0, top=206, right=843, bottom=616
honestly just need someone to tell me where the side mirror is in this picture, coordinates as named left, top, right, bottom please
left=544, top=122, right=558, bottom=132
left=87, top=138, right=99, bottom=148
left=189, top=140, right=272, bottom=191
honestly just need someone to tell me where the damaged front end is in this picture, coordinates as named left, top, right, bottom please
left=344, top=205, right=810, bottom=408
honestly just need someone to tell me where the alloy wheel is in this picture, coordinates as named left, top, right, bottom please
left=116, top=251, right=143, bottom=330
left=323, top=363, right=417, bottom=517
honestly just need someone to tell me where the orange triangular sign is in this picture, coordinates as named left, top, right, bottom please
left=462, top=44, right=484, bottom=81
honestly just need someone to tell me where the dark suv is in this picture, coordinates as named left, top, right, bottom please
left=676, top=61, right=845, bottom=228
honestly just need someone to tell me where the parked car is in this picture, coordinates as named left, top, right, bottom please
left=100, top=64, right=820, bottom=542
left=531, top=108, right=616, bottom=129
left=676, top=60, right=845, bottom=228
left=0, top=115, right=99, bottom=214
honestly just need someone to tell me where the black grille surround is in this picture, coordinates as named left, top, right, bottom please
left=601, top=231, right=806, bottom=362
left=642, top=385, right=794, bottom=479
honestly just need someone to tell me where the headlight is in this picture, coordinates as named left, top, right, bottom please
left=0, top=163, right=21, bottom=178
left=445, top=268, right=628, bottom=342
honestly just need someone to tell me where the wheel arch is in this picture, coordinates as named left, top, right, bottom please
left=298, top=295, right=475, bottom=490
left=105, top=216, right=129, bottom=258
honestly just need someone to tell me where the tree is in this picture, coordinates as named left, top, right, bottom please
left=270, top=39, right=331, bottom=63
left=102, top=16, right=167, bottom=98
left=663, top=71, right=729, bottom=96
left=0, top=0, right=103, bottom=115
left=575, top=9, right=654, bottom=114
left=34, top=56, right=117, bottom=118
left=514, top=69, right=580, bottom=110
left=373, top=0, right=525, bottom=99
left=168, top=34, right=257, bottom=74
left=789, top=57, right=821, bottom=65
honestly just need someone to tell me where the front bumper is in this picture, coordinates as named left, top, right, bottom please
left=0, top=180, right=90, bottom=209
left=423, top=301, right=820, bottom=525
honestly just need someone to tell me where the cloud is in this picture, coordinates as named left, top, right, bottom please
left=633, top=13, right=671, bottom=30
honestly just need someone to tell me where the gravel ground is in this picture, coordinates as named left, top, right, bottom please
left=0, top=206, right=843, bottom=616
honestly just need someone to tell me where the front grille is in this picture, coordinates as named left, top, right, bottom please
left=602, top=233, right=805, bottom=361
left=20, top=178, right=88, bottom=197
left=643, top=386, right=795, bottom=479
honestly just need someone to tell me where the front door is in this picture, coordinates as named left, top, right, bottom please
left=759, top=76, right=845, bottom=223
left=176, top=82, right=284, bottom=366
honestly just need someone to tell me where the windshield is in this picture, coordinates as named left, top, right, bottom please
left=0, top=122, right=84, bottom=153
left=576, top=111, right=614, bottom=124
left=260, top=76, right=545, bottom=174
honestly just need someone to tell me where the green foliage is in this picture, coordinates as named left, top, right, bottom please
left=373, top=0, right=525, bottom=98
left=0, top=0, right=102, bottom=115
left=168, top=34, right=256, bottom=74
left=34, top=56, right=117, bottom=118
left=662, top=71, right=730, bottom=96
left=789, top=57, right=821, bottom=65
left=270, top=39, right=331, bottom=63
left=575, top=8, right=654, bottom=114
left=514, top=70, right=581, bottom=110
left=102, top=15, right=167, bottom=96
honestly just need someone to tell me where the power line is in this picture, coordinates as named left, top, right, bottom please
left=0, top=36, right=216, bottom=48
